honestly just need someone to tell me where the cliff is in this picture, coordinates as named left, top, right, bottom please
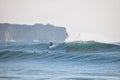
left=0, top=23, right=68, bottom=42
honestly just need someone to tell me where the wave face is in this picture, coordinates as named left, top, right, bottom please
left=66, top=41, right=120, bottom=52
left=0, top=41, right=120, bottom=63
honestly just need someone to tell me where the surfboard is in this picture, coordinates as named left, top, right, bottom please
left=49, top=44, right=58, bottom=49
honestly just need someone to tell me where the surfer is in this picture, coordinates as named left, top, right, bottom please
left=49, top=42, right=53, bottom=49
left=50, top=42, right=53, bottom=46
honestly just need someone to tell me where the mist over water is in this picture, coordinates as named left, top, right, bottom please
left=0, top=41, right=120, bottom=80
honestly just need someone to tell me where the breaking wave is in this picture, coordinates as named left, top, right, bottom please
left=0, top=41, right=120, bottom=63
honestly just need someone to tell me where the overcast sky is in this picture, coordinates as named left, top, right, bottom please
left=0, top=0, right=120, bottom=42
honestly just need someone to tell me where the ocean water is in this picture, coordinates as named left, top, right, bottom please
left=0, top=41, right=120, bottom=80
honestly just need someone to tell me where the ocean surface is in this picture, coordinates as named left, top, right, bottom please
left=0, top=41, right=120, bottom=80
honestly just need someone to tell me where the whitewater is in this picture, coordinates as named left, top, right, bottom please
left=0, top=41, right=120, bottom=80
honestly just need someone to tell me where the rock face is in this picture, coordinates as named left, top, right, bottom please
left=0, top=23, right=68, bottom=42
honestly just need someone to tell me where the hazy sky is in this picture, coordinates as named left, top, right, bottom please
left=0, top=0, right=120, bottom=42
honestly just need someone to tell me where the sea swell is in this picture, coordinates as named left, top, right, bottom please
left=0, top=50, right=120, bottom=64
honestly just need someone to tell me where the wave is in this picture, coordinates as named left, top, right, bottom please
left=1, top=41, right=120, bottom=53
left=0, top=41, right=120, bottom=63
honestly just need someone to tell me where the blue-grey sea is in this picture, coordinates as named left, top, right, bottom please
left=0, top=41, right=120, bottom=80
